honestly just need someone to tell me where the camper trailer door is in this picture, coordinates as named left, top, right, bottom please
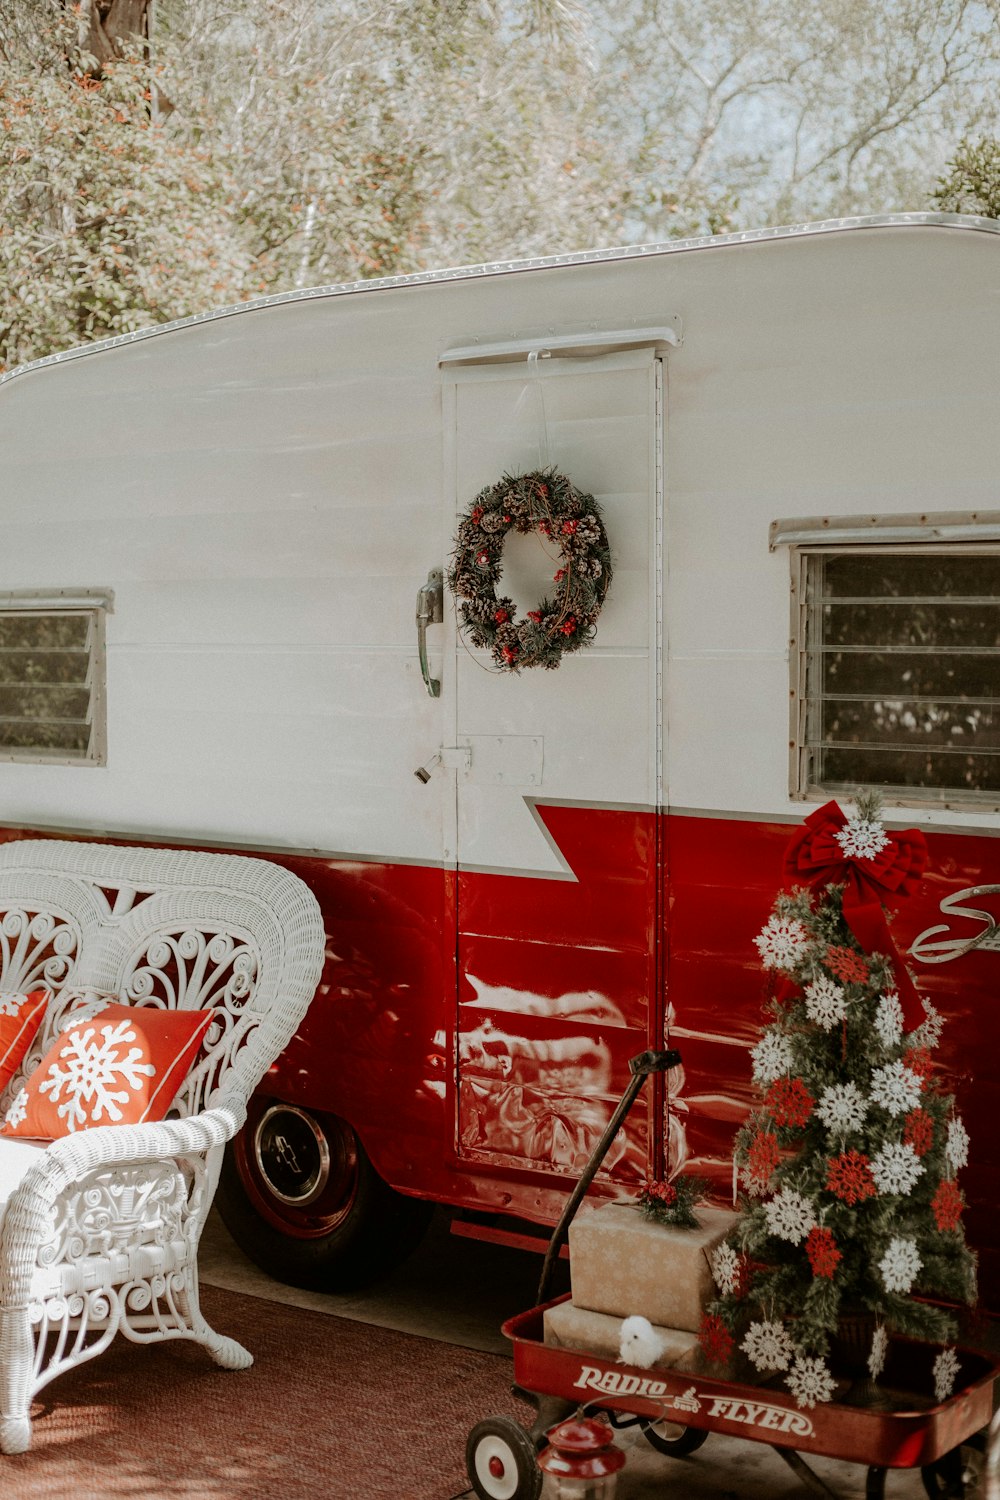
left=443, top=347, right=665, bottom=1187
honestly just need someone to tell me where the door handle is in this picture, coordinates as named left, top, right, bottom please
left=416, top=567, right=444, bottom=698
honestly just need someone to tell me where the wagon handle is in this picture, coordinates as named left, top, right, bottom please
left=536, top=1047, right=682, bottom=1307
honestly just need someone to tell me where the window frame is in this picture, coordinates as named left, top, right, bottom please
left=789, top=543, right=1000, bottom=812
left=0, top=588, right=112, bottom=768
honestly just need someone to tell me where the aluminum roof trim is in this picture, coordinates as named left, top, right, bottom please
left=2, top=212, right=997, bottom=388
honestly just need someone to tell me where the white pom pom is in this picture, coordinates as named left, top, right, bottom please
left=619, top=1314, right=666, bottom=1368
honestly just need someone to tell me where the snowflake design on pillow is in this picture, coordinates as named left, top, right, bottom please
left=39, top=1018, right=156, bottom=1131
left=834, top=816, right=890, bottom=862
left=0, top=993, right=29, bottom=1018
left=4, top=1087, right=28, bottom=1130
left=58, top=996, right=114, bottom=1032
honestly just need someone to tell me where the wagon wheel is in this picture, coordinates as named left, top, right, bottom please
left=640, top=1417, right=710, bottom=1457
left=920, top=1432, right=987, bottom=1498
left=467, top=1416, right=543, bottom=1500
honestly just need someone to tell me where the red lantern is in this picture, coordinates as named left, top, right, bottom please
left=537, top=1416, right=626, bottom=1498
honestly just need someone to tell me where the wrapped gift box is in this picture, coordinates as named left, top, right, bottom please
left=543, top=1301, right=699, bottom=1368
left=568, top=1201, right=740, bottom=1332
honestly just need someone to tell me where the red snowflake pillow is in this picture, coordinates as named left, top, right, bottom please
left=1, top=1002, right=213, bottom=1139
left=0, top=989, right=50, bottom=1094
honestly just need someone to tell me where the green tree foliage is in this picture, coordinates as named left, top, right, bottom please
left=933, top=135, right=1000, bottom=218
left=1, top=0, right=998, bottom=371
left=0, top=11, right=249, bottom=369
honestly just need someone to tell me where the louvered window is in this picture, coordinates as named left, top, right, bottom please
left=793, top=550, right=1000, bottom=804
left=0, top=595, right=109, bottom=765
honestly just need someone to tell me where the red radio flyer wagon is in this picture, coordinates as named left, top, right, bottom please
left=466, top=1051, right=1000, bottom=1500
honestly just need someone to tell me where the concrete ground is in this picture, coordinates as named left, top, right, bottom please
left=199, top=1208, right=954, bottom=1498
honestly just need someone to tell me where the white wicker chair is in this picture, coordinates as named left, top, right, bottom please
left=0, top=839, right=325, bottom=1455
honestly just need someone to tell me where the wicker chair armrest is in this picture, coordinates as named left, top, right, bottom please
left=0, top=1099, right=246, bottom=1302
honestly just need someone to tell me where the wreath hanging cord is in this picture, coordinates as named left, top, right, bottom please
left=447, top=469, right=613, bottom=672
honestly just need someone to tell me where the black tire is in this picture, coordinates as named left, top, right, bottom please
left=641, top=1419, right=710, bottom=1457
left=921, top=1434, right=987, bottom=1498
left=467, top=1416, right=542, bottom=1500
left=216, top=1098, right=432, bottom=1292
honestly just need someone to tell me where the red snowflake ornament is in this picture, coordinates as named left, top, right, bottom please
left=698, top=1314, right=734, bottom=1365
left=823, top=946, right=870, bottom=984
left=764, top=1077, right=815, bottom=1130
left=932, top=1178, right=964, bottom=1232
left=903, top=1108, right=935, bottom=1157
left=825, top=1150, right=876, bottom=1205
left=805, top=1226, right=842, bottom=1279
left=746, top=1130, right=781, bottom=1186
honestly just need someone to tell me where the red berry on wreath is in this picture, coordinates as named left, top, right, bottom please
left=471, top=506, right=484, bottom=524
left=554, top=568, right=566, bottom=582
left=494, top=607, right=509, bottom=623
left=527, top=610, right=543, bottom=623
left=502, top=644, right=519, bottom=664
left=559, top=617, right=577, bottom=636
left=476, top=551, right=490, bottom=567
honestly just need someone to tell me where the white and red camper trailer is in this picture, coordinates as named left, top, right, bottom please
left=2, top=213, right=1000, bottom=1297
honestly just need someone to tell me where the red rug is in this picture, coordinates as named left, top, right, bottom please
left=5, top=1283, right=528, bottom=1499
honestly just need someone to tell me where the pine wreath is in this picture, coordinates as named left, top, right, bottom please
left=447, top=469, right=612, bottom=671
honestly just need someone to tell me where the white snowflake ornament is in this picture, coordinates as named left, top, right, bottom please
left=741, top=1320, right=794, bottom=1373
left=870, top=1060, right=922, bottom=1118
left=763, top=1187, right=816, bottom=1244
left=874, top=991, right=904, bottom=1050
left=786, top=1354, right=837, bottom=1409
left=932, top=1347, right=960, bottom=1403
left=711, top=1242, right=742, bottom=1296
left=751, top=1029, right=795, bottom=1085
left=870, top=1141, right=924, bottom=1196
left=867, top=1325, right=888, bottom=1380
left=754, top=916, right=810, bottom=972
left=912, top=998, right=944, bottom=1052
left=946, top=1117, right=970, bottom=1172
left=816, top=1081, right=869, bottom=1136
left=879, top=1236, right=922, bottom=1294
left=835, top=817, right=890, bottom=862
left=803, top=975, right=847, bottom=1031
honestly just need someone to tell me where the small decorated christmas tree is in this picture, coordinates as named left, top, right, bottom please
left=705, top=795, right=977, bottom=1410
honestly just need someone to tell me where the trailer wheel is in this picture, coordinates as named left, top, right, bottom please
left=641, top=1418, right=709, bottom=1457
left=920, top=1434, right=986, bottom=1498
left=466, top=1416, right=542, bottom=1500
left=216, top=1098, right=432, bottom=1291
